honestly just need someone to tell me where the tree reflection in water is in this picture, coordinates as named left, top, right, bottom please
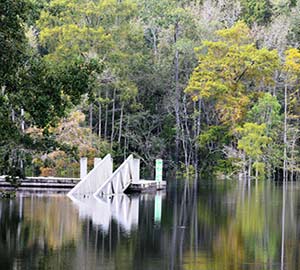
left=0, top=181, right=300, bottom=270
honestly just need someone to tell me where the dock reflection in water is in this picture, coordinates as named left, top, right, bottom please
left=69, top=194, right=140, bottom=233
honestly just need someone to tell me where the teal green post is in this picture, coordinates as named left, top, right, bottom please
left=155, top=159, right=163, bottom=182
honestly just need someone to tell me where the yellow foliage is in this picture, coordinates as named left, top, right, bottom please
left=40, top=167, right=56, bottom=177
left=185, top=22, right=279, bottom=128
left=284, top=48, right=300, bottom=82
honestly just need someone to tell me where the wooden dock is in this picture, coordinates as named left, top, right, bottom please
left=0, top=177, right=166, bottom=192
left=0, top=176, right=79, bottom=189
left=127, top=180, right=166, bottom=193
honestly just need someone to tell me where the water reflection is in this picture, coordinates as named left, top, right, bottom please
left=1, top=181, right=300, bottom=269
left=69, top=194, right=140, bottom=233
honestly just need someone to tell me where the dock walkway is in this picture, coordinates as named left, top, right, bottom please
left=0, top=176, right=79, bottom=188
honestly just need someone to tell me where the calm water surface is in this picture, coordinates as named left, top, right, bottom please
left=0, top=180, right=298, bottom=269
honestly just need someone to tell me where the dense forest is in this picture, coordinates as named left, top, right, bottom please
left=2, top=0, right=300, bottom=181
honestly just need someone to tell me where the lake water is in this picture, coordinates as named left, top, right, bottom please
left=0, top=180, right=298, bottom=269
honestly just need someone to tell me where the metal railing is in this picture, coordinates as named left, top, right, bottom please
left=93, top=155, right=140, bottom=197
left=67, top=154, right=113, bottom=197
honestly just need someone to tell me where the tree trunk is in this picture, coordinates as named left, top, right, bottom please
left=118, top=102, right=124, bottom=145
left=248, top=157, right=252, bottom=186
left=89, top=103, right=93, bottom=130
left=98, top=101, right=102, bottom=138
left=255, top=166, right=258, bottom=185
left=151, top=27, right=157, bottom=57
left=290, top=134, right=296, bottom=182
left=182, top=94, right=192, bottom=171
left=174, top=21, right=180, bottom=164
left=21, top=108, right=24, bottom=132
left=11, top=109, right=15, bottom=122
left=110, top=88, right=116, bottom=148
left=194, top=99, right=201, bottom=177
left=104, top=89, right=108, bottom=140
left=283, top=83, right=288, bottom=181
left=243, top=152, right=247, bottom=181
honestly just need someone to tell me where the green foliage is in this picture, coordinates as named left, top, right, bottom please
left=198, top=126, right=229, bottom=148
left=0, top=0, right=30, bottom=85
left=252, top=161, right=265, bottom=176
left=240, top=0, right=273, bottom=25
left=247, top=93, right=281, bottom=132
left=236, top=122, right=271, bottom=159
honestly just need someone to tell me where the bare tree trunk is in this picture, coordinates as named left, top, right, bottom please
left=255, top=166, right=258, bottom=185
left=182, top=94, right=192, bottom=171
left=123, top=119, right=129, bottom=159
left=248, top=157, right=252, bottom=186
left=118, top=102, right=124, bottom=144
left=89, top=103, right=93, bottom=130
left=174, top=21, right=180, bottom=164
left=151, top=28, right=157, bottom=57
left=243, top=152, right=247, bottom=181
left=180, top=121, right=189, bottom=174
left=21, top=108, right=24, bottom=132
left=11, top=109, right=15, bottom=122
left=290, top=134, right=296, bottom=182
left=283, top=84, right=288, bottom=181
left=98, top=101, right=102, bottom=138
left=194, top=99, right=201, bottom=177
left=110, top=88, right=116, bottom=148
left=104, top=89, right=108, bottom=140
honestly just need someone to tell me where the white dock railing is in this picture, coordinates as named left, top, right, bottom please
left=93, top=155, right=140, bottom=197
left=67, top=154, right=113, bottom=197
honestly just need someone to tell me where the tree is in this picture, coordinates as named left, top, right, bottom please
left=34, top=111, right=110, bottom=177
left=0, top=0, right=34, bottom=181
left=186, top=21, right=279, bottom=128
left=283, top=48, right=300, bottom=180
left=236, top=123, right=271, bottom=180
left=0, top=0, right=30, bottom=86
left=0, top=0, right=100, bottom=180
left=185, top=21, right=279, bottom=176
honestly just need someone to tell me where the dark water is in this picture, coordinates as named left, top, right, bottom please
left=0, top=180, right=298, bottom=270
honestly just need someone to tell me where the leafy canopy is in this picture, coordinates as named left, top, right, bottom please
left=185, top=21, right=279, bottom=126
left=236, top=123, right=271, bottom=159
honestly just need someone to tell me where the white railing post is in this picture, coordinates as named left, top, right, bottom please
left=80, top=157, right=88, bottom=180
left=132, top=159, right=140, bottom=183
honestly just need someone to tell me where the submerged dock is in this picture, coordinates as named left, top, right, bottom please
left=0, top=176, right=79, bottom=189
left=127, top=180, right=167, bottom=193
left=0, top=177, right=166, bottom=192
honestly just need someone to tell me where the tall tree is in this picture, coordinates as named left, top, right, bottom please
left=185, top=21, right=279, bottom=175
